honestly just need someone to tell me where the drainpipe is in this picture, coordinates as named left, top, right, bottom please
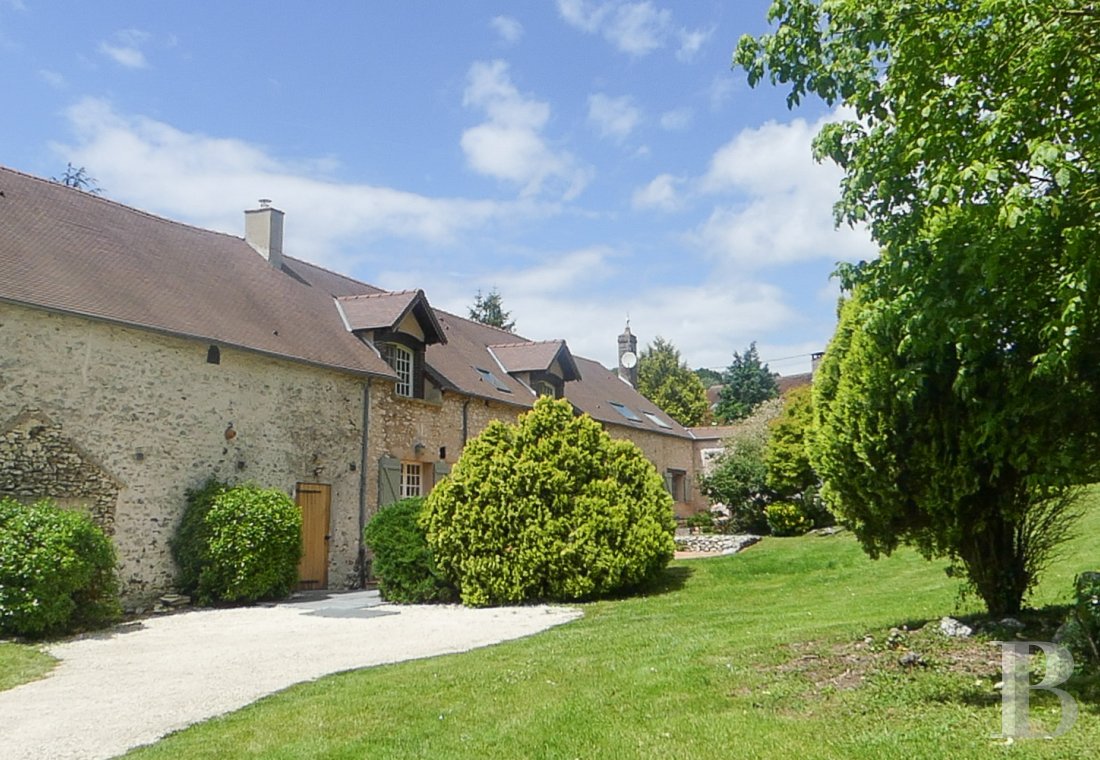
left=357, top=379, right=371, bottom=588
left=462, top=398, right=471, bottom=447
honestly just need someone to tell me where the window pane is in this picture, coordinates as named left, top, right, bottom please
left=384, top=343, right=413, bottom=397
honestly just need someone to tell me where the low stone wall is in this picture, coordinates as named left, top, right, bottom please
left=674, top=533, right=760, bottom=554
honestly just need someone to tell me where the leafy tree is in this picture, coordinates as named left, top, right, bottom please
left=714, top=342, right=778, bottom=422
left=763, top=385, right=815, bottom=498
left=694, top=367, right=723, bottom=388
left=763, top=384, right=831, bottom=529
left=468, top=287, right=515, bottom=331
left=53, top=163, right=103, bottom=195
left=735, top=0, right=1100, bottom=402
left=737, top=0, right=1098, bottom=614
left=809, top=292, right=1083, bottom=616
left=422, top=397, right=675, bottom=606
left=636, top=336, right=710, bottom=427
left=698, top=437, right=773, bottom=534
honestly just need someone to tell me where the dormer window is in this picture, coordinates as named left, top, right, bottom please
left=382, top=343, right=414, bottom=397
left=535, top=380, right=556, bottom=398
left=335, top=289, right=447, bottom=402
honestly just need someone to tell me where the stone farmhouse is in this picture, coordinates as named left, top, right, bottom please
left=0, top=166, right=703, bottom=604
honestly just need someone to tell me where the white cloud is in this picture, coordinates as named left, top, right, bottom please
left=605, top=2, right=670, bottom=56
left=98, top=29, right=151, bottom=69
left=708, top=74, right=736, bottom=110
left=38, top=69, right=66, bottom=89
left=556, top=0, right=610, bottom=33
left=692, top=110, right=876, bottom=268
left=461, top=60, right=590, bottom=200
left=632, top=173, right=684, bottom=211
left=377, top=249, right=798, bottom=372
left=557, top=0, right=677, bottom=58
left=55, top=98, right=536, bottom=269
left=587, top=93, right=641, bottom=141
left=676, top=25, right=713, bottom=61
left=490, top=15, right=524, bottom=45
left=659, top=107, right=692, bottom=130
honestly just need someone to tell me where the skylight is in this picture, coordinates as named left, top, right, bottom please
left=643, top=412, right=672, bottom=429
left=476, top=367, right=512, bottom=393
left=608, top=401, right=642, bottom=422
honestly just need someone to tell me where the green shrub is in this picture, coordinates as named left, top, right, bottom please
left=170, top=478, right=230, bottom=596
left=0, top=497, right=119, bottom=638
left=699, top=437, right=773, bottom=534
left=196, top=485, right=302, bottom=604
left=364, top=497, right=455, bottom=603
left=685, top=511, right=715, bottom=532
left=765, top=501, right=813, bottom=537
left=1060, top=571, right=1100, bottom=673
left=422, top=397, right=676, bottom=606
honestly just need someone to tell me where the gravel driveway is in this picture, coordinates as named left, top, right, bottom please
left=0, top=591, right=580, bottom=760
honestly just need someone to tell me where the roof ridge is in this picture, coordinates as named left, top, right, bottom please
left=0, top=165, right=247, bottom=246
left=489, top=339, right=563, bottom=348
left=434, top=307, right=534, bottom=341
left=284, top=255, right=387, bottom=292
left=336, top=289, right=418, bottom=302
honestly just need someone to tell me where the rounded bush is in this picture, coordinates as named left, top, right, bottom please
left=422, top=397, right=676, bottom=606
left=0, top=497, right=120, bottom=638
left=364, top=497, right=455, bottom=603
left=169, top=477, right=229, bottom=596
left=197, top=485, right=302, bottom=604
left=765, top=501, right=813, bottom=537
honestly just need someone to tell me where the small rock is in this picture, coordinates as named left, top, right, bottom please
left=899, top=651, right=925, bottom=667
left=940, top=616, right=974, bottom=638
left=159, top=593, right=191, bottom=608
left=998, top=617, right=1025, bottom=630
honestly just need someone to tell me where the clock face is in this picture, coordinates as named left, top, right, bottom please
left=620, top=351, right=637, bottom=369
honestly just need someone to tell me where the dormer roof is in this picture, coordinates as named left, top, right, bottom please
left=488, top=340, right=581, bottom=382
left=336, top=289, right=446, bottom=345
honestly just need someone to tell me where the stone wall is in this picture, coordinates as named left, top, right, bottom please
left=587, top=423, right=699, bottom=518
left=0, top=409, right=121, bottom=532
left=364, top=387, right=524, bottom=513
left=0, top=302, right=367, bottom=604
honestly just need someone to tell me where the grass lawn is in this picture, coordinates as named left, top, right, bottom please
left=0, top=642, right=55, bottom=692
left=118, top=491, right=1095, bottom=758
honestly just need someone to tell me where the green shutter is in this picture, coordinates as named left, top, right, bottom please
left=379, top=456, right=400, bottom=506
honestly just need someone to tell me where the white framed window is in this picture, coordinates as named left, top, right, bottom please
left=400, top=462, right=423, bottom=499
left=535, top=380, right=556, bottom=398
left=383, top=343, right=414, bottom=397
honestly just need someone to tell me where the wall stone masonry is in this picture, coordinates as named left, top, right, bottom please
left=1, top=302, right=367, bottom=605
left=0, top=409, right=121, bottom=532
left=674, top=533, right=761, bottom=554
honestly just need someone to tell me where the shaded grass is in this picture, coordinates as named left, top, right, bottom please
left=128, top=489, right=1099, bottom=758
left=0, top=642, right=55, bottom=692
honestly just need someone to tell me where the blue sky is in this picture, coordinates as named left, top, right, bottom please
left=0, top=1, right=874, bottom=375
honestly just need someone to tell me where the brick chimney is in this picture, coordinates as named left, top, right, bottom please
left=244, top=199, right=284, bottom=269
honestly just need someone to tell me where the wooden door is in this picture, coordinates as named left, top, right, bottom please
left=296, top=483, right=331, bottom=590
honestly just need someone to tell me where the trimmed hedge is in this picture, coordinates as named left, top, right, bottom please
left=422, top=397, right=676, bottom=606
left=171, top=481, right=302, bottom=605
left=0, top=497, right=119, bottom=639
left=364, top=497, right=455, bottom=603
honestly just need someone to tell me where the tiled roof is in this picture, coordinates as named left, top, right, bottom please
left=777, top=372, right=812, bottom=395
left=336, top=289, right=446, bottom=344
left=0, top=166, right=395, bottom=379
left=489, top=340, right=580, bottom=381
left=0, top=164, right=694, bottom=439
left=564, top=357, right=692, bottom=439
